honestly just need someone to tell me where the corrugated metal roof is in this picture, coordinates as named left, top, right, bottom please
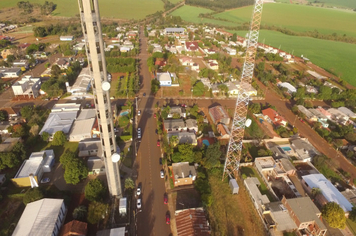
left=175, top=208, right=210, bottom=236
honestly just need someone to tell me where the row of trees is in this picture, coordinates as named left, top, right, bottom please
left=17, top=1, right=56, bottom=15
left=106, top=57, right=136, bottom=73
left=186, top=0, right=254, bottom=10
left=33, top=23, right=82, bottom=38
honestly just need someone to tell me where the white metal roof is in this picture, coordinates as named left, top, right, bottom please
left=70, top=67, right=91, bottom=93
left=69, top=118, right=95, bottom=137
left=157, top=72, right=172, bottom=82
left=12, top=198, right=64, bottom=236
left=14, top=157, right=43, bottom=178
left=338, top=107, right=356, bottom=118
left=39, top=110, right=78, bottom=135
left=278, top=82, right=297, bottom=93
left=302, top=174, right=352, bottom=212
left=77, top=109, right=96, bottom=120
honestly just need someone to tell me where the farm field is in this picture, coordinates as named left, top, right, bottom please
left=231, top=30, right=356, bottom=86
left=0, top=0, right=164, bottom=19
left=214, top=3, right=356, bottom=37
left=169, top=5, right=237, bottom=27
left=305, top=0, right=356, bottom=9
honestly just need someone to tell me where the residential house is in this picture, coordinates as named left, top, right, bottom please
left=262, top=108, right=288, bottom=127
left=306, top=85, right=318, bottom=94
left=168, top=106, right=186, bottom=118
left=297, top=105, right=317, bottom=122
left=39, top=103, right=80, bottom=138
left=0, top=67, right=21, bottom=78
left=12, top=76, right=41, bottom=98
left=78, top=138, right=102, bottom=158
left=185, top=119, right=198, bottom=133
left=302, top=174, right=353, bottom=214
left=168, top=132, right=197, bottom=146
left=13, top=59, right=29, bottom=69
left=68, top=109, right=96, bottom=142
left=163, top=119, right=186, bottom=132
left=290, top=138, right=319, bottom=162
left=12, top=150, right=55, bottom=187
left=155, top=58, right=167, bottom=68
left=225, top=47, right=236, bottom=55
left=66, top=67, right=91, bottom=95
left=175, top=208, right=210, bottom=236
left=278, top=82, right=297, bottom=94
left=316, top=107, right=331, bottom=119
left=338, top=107, right=356, bottom=119
left=309, top=109, right=329, bottom=128
left=0, top=107, right=21, bottom=120
left=0, top=137, right=21, bottom=152
left=204, top=48, right=216, bottom=54
left=307, top=70, right=327, bottom=80
left=87, top=157, right=105, bottom=175
left=207, top=59, right=219, bottom=70
left=41, top=67, right=52, bottom=77
left=0, top=121, right=9, bottom=134
left=209, top=105, right=230, bottom=125
left=13, top=198, right=67, bottom=236
left=171, top=162, right=197, bottom=187
left=32, top=51, right=48, bottom=59
left=61, top=220, right=87, bottom=236
left=56, top=58, right=70, bottom=69
left=73, top=42, right=86, bottom=51
left=281, top=196, right=327, bottom=236
left=327, top=108, right=349, bottom=125
left=179, top=57, right=193, bottom=66
left=199, top=77, right=211, bottom=89
left=262, top=201, right=297, bottom=233
left=217, top=123, right=230, bottom=139
left=164, top=28, right=185, bottom=34
left=185, top=41, right=199, bottom=52
left=244, top=177, right=270, bottom=213
left=341, top=189, right=356, bottom=206
left=157, top=72, right=177, bottom=87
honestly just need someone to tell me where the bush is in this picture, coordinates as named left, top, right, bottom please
left=23, top=188, right=44, bottom=205
left=87, top=202, right=108, bottom=224
left=52, top=131, right=66, bottom=146
left=73, top=205, right=87, bottom=221
left=322, top=202, right=346, bottom=229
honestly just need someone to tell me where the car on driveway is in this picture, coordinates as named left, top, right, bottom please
left=137, top=128, right=141, bottom=139
left=164, top=194, right=168, bottom=204
left=41, top=177, right=50, bottom=184
left=137, top=198, right=142, bottom=209
left=160, top=170, right=164, bottom=179
left=166, top=213, right=170, bottom=224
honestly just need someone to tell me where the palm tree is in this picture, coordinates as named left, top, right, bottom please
left=170, top=135, right=179, bottom=147
left=311, top=187, right=322, bottom=199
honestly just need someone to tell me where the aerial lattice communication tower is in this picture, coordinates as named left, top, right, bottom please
left=223, top=0, right=264, bottom=179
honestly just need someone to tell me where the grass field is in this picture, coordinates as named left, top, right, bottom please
left=215, top=3, right=356, bottom=37
left=169, top=0, right=183, bottom=3
left=0, top=0, right=164, bottom=19
left=169, top=5, right=237, bottom=27
left=231, top=30, right=356, bottom=86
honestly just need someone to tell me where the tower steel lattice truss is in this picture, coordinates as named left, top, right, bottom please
left=223, top=0, right=264, bottom=179
left=78, top=0, right=122, bottom=197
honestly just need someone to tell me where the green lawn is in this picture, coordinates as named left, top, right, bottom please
left=231, top=30, right=356, bottom=86
left=215, top=3, right=356, bottom=37
left=31, top=140, right=79, bottom=161
left=118, top=115, right=130, bottom=127
left=346, top=219, right=356, bottom=236
left=169, top=5, right=237, bottom=27
left=0, top=0, right=164, bottom=19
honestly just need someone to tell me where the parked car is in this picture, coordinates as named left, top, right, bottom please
left=155, top=129, right=158, bottom=134
left=157, top=140, right=160, bottom=146
left=160, top=170, right=164, bottom=179
left=137, top=198, right=142, bottom=209
left=164, top=194, right=168, bottom=204
left=136, top=186, right=141, bottom=196
left=138, top=110, right=141, bottom=116
left=137, top=128, right=141, bottom=139
left=159, top=158, right=162, bottom=165
left=166, top=213, right=170, bottom=224
left=40, top=177, right=50, bottom=184
left=154, top=113, right=156, bottom=118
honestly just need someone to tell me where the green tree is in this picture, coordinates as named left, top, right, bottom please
left=151, top=79, right=160, bottom=94
left=249, top=103, right=261, bottom=114
left=12, top=124, right=26, bottom=137
left=177, top=144, right=194, bottom=163
left=52, top=131, right=66, bottom=146
left=23, top=188, right=44, bottom=205
left=60, top=151, right=76, bottom=168
left=87, top=202, right=108, bottom=224
left=231, top=33, right=237, bottom=42
left=311, top=187, right=322, bottom=199
left=124, top=177, right=135, bottom=191
left=64, top=158, right=88, bottom=185
left=73, top=205, right=87, bottom=221
left=204, top=142, right=222, bottom=169
left=85, top=179, right=106, bottom=202
left=193, top=81, right=206, bottom=96
left=20, top=106, right=34, bottom=121
left=345, top=132, right=356, bottom=143
left=322, top=202, right=346, bottom=229
left=42, top=131, right=49, bottom=142
left=169, top=135, right=179, bottom=147
left=33, top=26, right=47, bottom=37
left=51, top=65, right=61, bottom=77
left=0, top=110, right=7, bottom=121
left=6, top=55, right=15, bottom=63
left=172, top=152, right=182, bottom=163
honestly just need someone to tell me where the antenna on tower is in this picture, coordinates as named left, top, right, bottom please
left=223, top=0, right=264, bottom=180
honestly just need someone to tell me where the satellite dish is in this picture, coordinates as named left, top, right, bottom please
left=245, top=119, right=252, bottom=127
left=111, top=153, right=120, bottom=163
left=102, top=81, right=111, bottom=91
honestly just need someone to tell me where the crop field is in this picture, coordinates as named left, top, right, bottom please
left=231, top=30, right=356, bottom=86
left=0, top=0, right=164, bottom=19
left=305, top=0, right=356, bottom=9
left=169, top=5, right=237, bottom=27
left=214, top=3, right=356, bottom=37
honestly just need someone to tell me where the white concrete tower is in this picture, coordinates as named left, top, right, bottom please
left=78, top=0, right=122, bottom=197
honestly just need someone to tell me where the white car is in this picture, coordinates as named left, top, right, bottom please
left=137, top=128, right=141, bottom=139
left=138, top=110, right=141, bottom=116
left=137, top=198, right=142, bottom=209
left=136, top=187, right=141, bottom=196
left=160, top=170, right=164, bottom=179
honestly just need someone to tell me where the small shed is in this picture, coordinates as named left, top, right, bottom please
left=229, top=179, right=239, bottom=194
left=119, top=198, right=127, bottom=215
